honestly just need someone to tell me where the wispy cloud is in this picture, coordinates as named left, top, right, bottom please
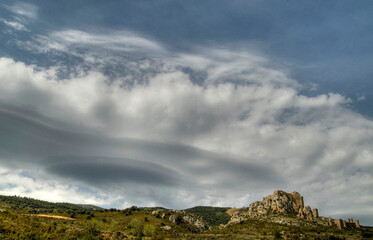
left=51, top=30, right=163, bottom=52
left=21, top=30, right=163, bottom=57
left=6, top=2, right=38, bottom=20
left=0, top=18, right=28, bottom=31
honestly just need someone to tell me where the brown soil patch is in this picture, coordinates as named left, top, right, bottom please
left=35, top=214, right=75, bottom=220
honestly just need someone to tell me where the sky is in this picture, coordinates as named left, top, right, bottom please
left=0, top=0, right=373, bottom=225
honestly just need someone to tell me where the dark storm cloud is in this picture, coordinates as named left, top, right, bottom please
left=0, top=103, right=283, bottom=190
left=46, top=155, right=181, bottom=187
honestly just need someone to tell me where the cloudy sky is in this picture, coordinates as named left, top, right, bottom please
left=1, top=0, right=373, bottom=225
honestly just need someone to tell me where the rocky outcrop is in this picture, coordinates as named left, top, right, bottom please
left=225, top=190, right=319, bottom=227
left=161, top=225, right=172, bottom=230
left=152, top=209, right=210, bottom=232
left=258, top=190, right=304, bottom=214
left=298, top=205, right=313, bottom=221
left=321, top=217, right=361, bottom=230
left=247, top=190, right=317, bottom=221
left=183, top=215, right=210, bottom=231
left=313, top=208, right=319, bottom=218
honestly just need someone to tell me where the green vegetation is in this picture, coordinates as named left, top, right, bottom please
left=0, top=195, right=101, bottom=213
left=0, top=195, right=372, bottom=239
left=184, top=206, right=231, bottom=226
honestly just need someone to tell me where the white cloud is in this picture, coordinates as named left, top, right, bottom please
left=21, top=30, right=163, bottom=57
left=0, top=18, right=28, bottom=31
left=0, top=168, right=113, bottom=206
left=1, top=29, right=373, bottom=224
left=6, top=2, right=38, bottom=20
left=51, top=30, right=163, bottom=52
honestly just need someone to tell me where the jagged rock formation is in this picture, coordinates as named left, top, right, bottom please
left=261, top=190, right=304, bottom=213
left=224, top=190, right=362, bottom=231
left=313, top=208, right=319, bottom=218
left=225, top=190, right=315, bottom=227
left=152, top=209, right=211, bottom=232
left=246, top=190, right=315, bottom=221
left=321, top=217, right=360, bottom=230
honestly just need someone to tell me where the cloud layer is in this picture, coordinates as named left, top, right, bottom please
left=1, top=28, right=373, bottom=224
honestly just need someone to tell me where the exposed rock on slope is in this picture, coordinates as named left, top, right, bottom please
left=246, top=190, right=315, bottom=220
left=250, top=190, right=304, bottom=214
left=224, top=190, right=362, bottom=232
left=152, top=209, right=211, bottom=232
left=225, top=190, right=317, bottom=227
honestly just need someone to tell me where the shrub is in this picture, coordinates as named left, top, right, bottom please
left=274, top=230, right=282, bottom=239
left=80, top=224, right=102, bottom=240
left=143, top=224, right=155, bottom=237
left=129, top=219, right=143, bottom=238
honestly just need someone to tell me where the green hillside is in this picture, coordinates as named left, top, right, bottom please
left=0, top=195, right=101, bottom=215
left=184, top=206, right=231, bottom=226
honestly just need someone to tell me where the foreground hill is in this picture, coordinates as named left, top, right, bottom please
left=0, top=192, right=372, bottom=239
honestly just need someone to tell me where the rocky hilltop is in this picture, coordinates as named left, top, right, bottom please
left=248, top=190, right=317, bottom=221
left=224, top=190, right=360, bottom=231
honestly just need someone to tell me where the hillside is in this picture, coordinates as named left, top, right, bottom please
left=0, top=192, right=372, bottom=239
left=184, top=206, right=231, bottom=226
left=0, top=195, right=101, bottom=213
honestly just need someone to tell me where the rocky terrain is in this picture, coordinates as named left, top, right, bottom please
left=223, top=190, right=362, bottom=233
left=152, top=209, right=211, bottom=232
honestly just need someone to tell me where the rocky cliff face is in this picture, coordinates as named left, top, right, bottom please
left=249, top=190, right=304, bottom=215
left=226, top=190, right=318, bottom=226
left=248, top=190, right=316, bottom=220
